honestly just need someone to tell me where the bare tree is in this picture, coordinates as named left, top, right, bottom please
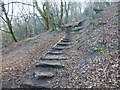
left=0, top=2, right=17, bottom=42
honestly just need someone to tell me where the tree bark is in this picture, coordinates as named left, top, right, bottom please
left=1, top=2, right=17, bottom=42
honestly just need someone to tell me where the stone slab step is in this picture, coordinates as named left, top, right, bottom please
left=52, top=46, right=65, bottom=50
left=36, top=61, right=65, bottom=68
left=57, top=42, right=71, bottom=46
left=34, top=71, right=54, bottom=79
left=61, top=39, right=71, bottom=42
left=47, top=51, right=63, bottom=55
left=41, top=55, right=67, bottom=60
left=63, top=38, right=70, bottom=40
left=20, top=84, right=48, bottom=89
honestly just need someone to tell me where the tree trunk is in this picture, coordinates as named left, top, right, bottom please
left=34, top=0, right=50, bottom=30
left=1, top=2, right=17, bottom=42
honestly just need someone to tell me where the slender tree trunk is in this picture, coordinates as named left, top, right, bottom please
left=65, top=2, right=68, bottom=24
left=1, top=2, right=17, bottom=42
left=7, top=21, right=17, bottom=42
left=34, top=0, right=50, bottom=30
left=58, top=0, right=63, bottom=29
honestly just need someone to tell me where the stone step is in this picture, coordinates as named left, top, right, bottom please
left=41, top=55, right=67, bottom=60
left=34, top=71, right=54, bottom=79
left=36, top=61, right=65, bottom=68
left=52, top=46, right=65, bottom=50
left=63, top=38, right=70, bottom=40
left=47, top=51, right=63, bottom=55
left=20, top=77, right=50, bottom=88
left=52, top=45, right=70, bottom=50
left=57, top=42, right=71, bottom=46
left=20, top=84, right=48, bottom=89
left=61, top=39, right=71, bottom=42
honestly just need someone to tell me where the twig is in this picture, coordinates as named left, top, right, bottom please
left=0, top=15, right=7, bottom=23
left=0, top=2, right=35, bottom=7
left=0, top=29, right=10, bottom=34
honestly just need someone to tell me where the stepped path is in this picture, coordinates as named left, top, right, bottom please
left=20, top=30, right=72, bottom=88
left=1, top=3, right=119, bottom=88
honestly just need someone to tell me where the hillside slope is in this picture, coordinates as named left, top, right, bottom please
left=1, top=2, right=119, bottom=88
left=66, top=2, right=119, bottom=88
left=2, top=31, right=65, bottom=88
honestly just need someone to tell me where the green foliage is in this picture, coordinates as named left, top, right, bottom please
left=83, top=56, right=87, bottom=59
left=73, top=28, right=80, bottom=32
left=79, top=32, right=82, bottom=34
left=86, top=32, right=90, bottom=35
left=76, top=38, right=81, bottom=43
left=90, top=21, right=106, bottom=31
left=84, top=36, right=92, bottom=40
left=105, top=2, right=110, bottom=6
left=71, top=24, right=78, bottom=32
left=52, top=33, right=56, bottom=36
left=116, top=9, right=120, bottom=12
left=114, top=14, right=119, bottom=17
left=112, top=23, right=118, bottom=25
left=77, top=45, right=82, bottom=50
left=90, top=22, right=104, bottom=27
left=72, top=24, right=77, bottom=28
left=95, top=46, right=105, bottom=54
left=112, top=44, right=120, bottom=49
left=92, top=59, right=97, bottom=64
left=31, top=40, right=39, bottom=45
left=76, top=44, right=84, bottom=50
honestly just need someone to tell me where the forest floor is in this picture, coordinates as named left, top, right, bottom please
left=1, top=2, right=119, bottom=88
left=2, top=31, right=65, bottom=88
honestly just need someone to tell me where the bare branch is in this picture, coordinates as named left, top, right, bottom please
left=0, top=29, right=11, bottom=34
left=10, top=2, right=14, bottom=21
left=1, top=2, right=35, bottom=7
left=0, top=15, right=7, bottom=23
left=7, top=0, right=10, bottom=14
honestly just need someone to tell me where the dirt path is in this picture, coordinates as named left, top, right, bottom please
left=2, top=31, right=65, bottom=88
left=1, top=2, right=119, bottom=89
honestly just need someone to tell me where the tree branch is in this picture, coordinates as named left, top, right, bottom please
left=10, top=2, right=14, bottom=21
left=1, top=2, right=35, bottom=7
left=0, top=29, right=11, bottom=34
left=0, top=15, right=7, bottom=23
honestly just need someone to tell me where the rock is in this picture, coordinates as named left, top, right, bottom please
left=57, top=42, right=71, bottom=46
left=34, top=71, right=54, bottom=79
left=47, top=51, right=63, bottom=55
left=52, top=46, right=65, bottom=50
left=63, top=38, right=70, bottom=40
left=36, top=61, right=65, bottom=68
left=61, top=39, right=71, bottom=42
left=41, top=55, right=67, bottom=60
